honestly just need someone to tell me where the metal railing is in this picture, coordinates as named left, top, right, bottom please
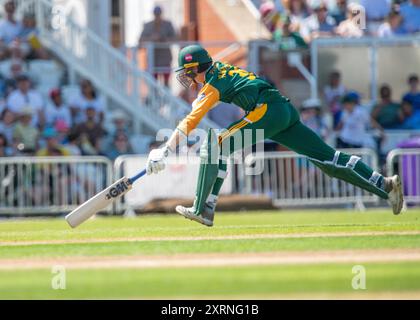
left=386, top=148, right=420, bottom=205
left=3, top=148, right=420, bottom=216
left=10, top=0, right=218, bottom=134
left=236, top=149, right=380, bottom=209
left=0, top=157, right=113, bottom=215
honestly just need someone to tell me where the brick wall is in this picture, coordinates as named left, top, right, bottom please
left=194, top=0, right=247, bottom=67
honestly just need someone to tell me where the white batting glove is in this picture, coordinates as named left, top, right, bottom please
left=146, top=146, right=170, bottom=175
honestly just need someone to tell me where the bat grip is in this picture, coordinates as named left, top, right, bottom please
left=128, top=169, right=147, bottom=185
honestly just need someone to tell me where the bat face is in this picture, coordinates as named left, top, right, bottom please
left=65, top=177, right=133, bottom=228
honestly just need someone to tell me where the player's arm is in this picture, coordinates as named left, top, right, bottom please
left=167, top=83, right=220, bottom=149
left=147, top=84, right=220, bottom=175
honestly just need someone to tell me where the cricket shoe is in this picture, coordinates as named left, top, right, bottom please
left=175, top=204, right=214, bottom=227
left=385, top=175, right=404, bottom=215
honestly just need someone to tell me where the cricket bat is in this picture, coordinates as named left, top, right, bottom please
left=65, top=169, right=147, bottom=228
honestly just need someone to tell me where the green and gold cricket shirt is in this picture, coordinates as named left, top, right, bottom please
left=177, top=62, right=285, bottom=135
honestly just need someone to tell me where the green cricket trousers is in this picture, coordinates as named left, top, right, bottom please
left=193, top=89, right=388, bottom=214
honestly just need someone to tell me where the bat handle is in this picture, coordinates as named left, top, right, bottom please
left=128, top=169, right=147, bottom=185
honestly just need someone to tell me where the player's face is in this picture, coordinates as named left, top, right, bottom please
left=176, top=67, right=199, bottom=89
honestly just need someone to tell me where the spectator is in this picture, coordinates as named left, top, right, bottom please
left=377, top=7, right=407, bottom=37
left=335, top=3, right=365, bottom=37
left=0, top=108, right=15, bottom=143
left=300, top=1, right=336, bottom=43
left=33, top=127, right=71, bottom=206
left=12, top=107, right=39, bottom=155
left=403, top=74, right=420, bottom=111
left=401, top=74, right=420, bottom=129
left=3, top=59, right=25, bottom=95
left=73, top=106, right=107, bottom=155
left=139, top=5, right=176, bottom=87
left=260, top=0, right=282, bottom=33
left=103, top=110, right=130, bottom=152
left=399, top=0, right=420, bottom=33
left=330, top=0, right=348, bottom=25
left=273, top=15, right=308, bottom=50
left=323, top=70, right=346, bottom=128
left=360, top=0, right=392, bottom=35
left=336, top=92, right=383, bottom=149
left=64, top=132, right=82, bottom=156
left=371, top=84, right=405, bottom=129
left=7, top=74, right=44, bottom=128
left=282, top=0, right=310, bottom=31
left=0, top=133, right=12, bottom=157
left=36, top=127, right=70, bottom=157
left=0, top=1, right=23, bottom=60
left=300, top=98, right=330, bottom=140
left=109, top=110, right=130, bottom=137
left=45, top=88, right=72, bottom=130
left=105, top=132, right=134, bottom=161
left=19, top=13, right=48, bottom=60
left=69, top=79, right=105, bottom=125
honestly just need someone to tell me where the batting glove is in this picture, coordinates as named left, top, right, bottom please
left=146, top=145, right=170, bottom=175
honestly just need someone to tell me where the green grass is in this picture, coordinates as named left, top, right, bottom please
left=1, top=262, right=420, bottom=299
left=0, top=209, right=420, bottom=299
left=1, top=235, right=420, bottom=259
left=0, top=209, right=420, bottom=242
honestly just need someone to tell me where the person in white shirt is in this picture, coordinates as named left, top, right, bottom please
left=377, top=8, right=406, bottom=37
left=0, top=1, right=23, bottom=59
left=69, top=79, right=105, bottom=125
left=45, top=88, right=72, bottom=129
left=300, top=1, right=336, bottom=43
left=336, top=92, right=383, bottom=149
left=335, top=3, right=365, bottom=38
left=6, top=74, right=45, bottom=128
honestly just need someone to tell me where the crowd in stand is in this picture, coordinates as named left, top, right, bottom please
left=257, top=0, right=420, bottom=156
left=298, top=72, right=420, bottom=157
left=0, top=1, right=136, bottom=160
left=262, top=0, right=420, bottom=48
left=0, top=0, right=418, bottom=162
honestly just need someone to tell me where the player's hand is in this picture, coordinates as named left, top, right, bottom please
left=146, top=146, right=170, bottom=175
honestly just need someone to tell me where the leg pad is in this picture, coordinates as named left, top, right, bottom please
left=310, top=152, right=388, bottom=200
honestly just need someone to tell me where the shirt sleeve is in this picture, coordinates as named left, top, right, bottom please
left=177, top=83, right=220, bottom=135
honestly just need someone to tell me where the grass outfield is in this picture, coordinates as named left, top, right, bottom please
left=0, top=209, right=420, bottom=299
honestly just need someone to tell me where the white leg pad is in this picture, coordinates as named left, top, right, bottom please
left=332, top=151, right=341, bottom=165
left=206, top=194, right=218, bottom=204
left=218, top=170, right=228, bottom=179
left=369, top=171, right=382, bottom=186
left=346, top=156, right=361, bottom=169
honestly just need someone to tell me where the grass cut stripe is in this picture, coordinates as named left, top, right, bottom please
left=1, top=262, right=420, bottom=299
left=0, top=234, right=420, bottom=259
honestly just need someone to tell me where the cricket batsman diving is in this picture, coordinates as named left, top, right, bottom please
left=146, top=45, right=404, bottom=227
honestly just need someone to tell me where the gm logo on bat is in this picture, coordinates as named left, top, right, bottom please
left=105, top=179, right=132, bottom=200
